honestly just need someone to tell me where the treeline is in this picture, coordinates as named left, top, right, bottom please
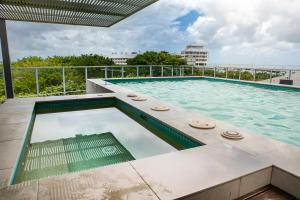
left=0, top=52, right=186, bottom=102
left=13, top=54, right=114, bottom=67
left=0, top=54, right=115, bottom=102
left=0, top=52, right=274, bottom=103
left=127, top=51, right=186, bottom=65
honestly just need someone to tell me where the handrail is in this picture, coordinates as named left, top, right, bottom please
left=9, top=65, right=300, bottom=71
left=1, top=65, right=300, bottom=98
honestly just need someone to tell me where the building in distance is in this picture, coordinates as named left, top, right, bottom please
left=109, top=52, right=138, bottom=65
left=180, top=45, right=208, bottom=66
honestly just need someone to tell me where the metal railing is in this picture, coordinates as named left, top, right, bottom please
left=1, top=65, right=300, bottom=98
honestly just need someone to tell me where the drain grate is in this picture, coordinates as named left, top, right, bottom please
left=16, top=132, right=135, bottom=183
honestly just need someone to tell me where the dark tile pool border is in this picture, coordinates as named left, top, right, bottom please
left=106, top=76, right=300, bottom=92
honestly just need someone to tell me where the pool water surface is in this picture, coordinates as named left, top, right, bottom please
left=113, top=78, right=300, bottom=147
left=32, top=107, right=176, bottom=159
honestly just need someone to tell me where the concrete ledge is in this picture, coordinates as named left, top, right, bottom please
left=130, top=143, right=271, bottom=200
left=271, top=167, right=300, bottom=199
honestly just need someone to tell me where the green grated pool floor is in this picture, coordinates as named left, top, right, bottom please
left=16, top=132, right=135, bottom=183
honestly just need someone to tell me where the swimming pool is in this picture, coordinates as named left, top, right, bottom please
left=13, top=97, right=202, bottom=184
left=110, top=78, right=300, bottom=147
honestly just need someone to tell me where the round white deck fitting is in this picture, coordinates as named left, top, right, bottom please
left=189, top=120, right=216, bottom=129
left=132, top=97, right=147, bottom=101
left=221, top=131, right=244, bottom=140
left=127, top=93, right=138, bottom=97
left=151, top=105, right=170, bottom=111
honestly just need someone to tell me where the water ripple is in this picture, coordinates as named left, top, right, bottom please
left=118, top=79, right=300, bottom=147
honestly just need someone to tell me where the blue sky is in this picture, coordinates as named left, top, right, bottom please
left=174, top=10, right=202, bottom=32
left=2, top=0, right=300, bottom=66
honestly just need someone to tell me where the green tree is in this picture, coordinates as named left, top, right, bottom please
left=127, top=51, right=186, bottom=65
left=6, top=54, right=115, bottom=98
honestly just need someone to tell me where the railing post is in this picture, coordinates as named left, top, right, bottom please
left=105, top=67, right=108, bottom=78
left=85, top=67, right=88, bottom=82
left=288, top=70, right=292, bottom=80
left=171, top=66, right=174, bottom=77
left=202, top=67, right=205, bottom=76
left=192, top=65, right=194, bottom=76
left=149, top=65, right=152, bottom=77
left=62, top=66, right=66, bottom=95
left=161, top=66, right=164, bottom=77
left=254, top=69, right=256, bottom=81
left=136, top=66, right=139, bottom=77
left=225, top=67, right=228, bottom=79
left=35, top=67, right=39, bottom=96
left=180, top=66, right=183, bottom=76
left=239, top=69, right=241, bottom=80
left=214, top=67, right=216, bottom=77
left=121, top=66, right=124, bottom=78
left=269, top=70, right=273, bottom=83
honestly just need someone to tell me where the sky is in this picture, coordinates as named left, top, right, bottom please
left=2, top=0, right=300, bottom=65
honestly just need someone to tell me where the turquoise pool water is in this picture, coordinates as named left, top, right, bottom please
left=113, top=78, right=300, bottom=147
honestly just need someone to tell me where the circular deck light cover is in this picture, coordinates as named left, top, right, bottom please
left=189, top=120, right=216, bottom=129
left=127, top=93, right=138, bottom=97
left=151, top=105, right=170, bottom=111
left=221, top=131, right=244, bottom=140
left=132, top=97, right=147, bottom=101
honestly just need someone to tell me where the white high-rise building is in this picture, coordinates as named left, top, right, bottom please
left=109, top=52, right=138, bottom=65
left=180, top=45, right=208, bottom=66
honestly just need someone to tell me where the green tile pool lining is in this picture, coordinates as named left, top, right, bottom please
left=16, top=132, right=134, bottom=183
left=116, top=100, right=200, bottom=149
left=12, top=97, right=203, bottom=184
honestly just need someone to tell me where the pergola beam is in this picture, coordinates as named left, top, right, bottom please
left=0, top=19, right=13, bottom=98
left=0, top=0, right=158, bottom=27
left=0, top=0, right=130, bottom=17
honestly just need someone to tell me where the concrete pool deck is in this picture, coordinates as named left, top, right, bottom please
left=0, top=78, right=299, bottom=199
left=260, top=71, right=300, bottom=86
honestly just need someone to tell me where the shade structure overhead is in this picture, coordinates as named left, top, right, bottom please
left=0, top=0, right=158, bottom=99
left=0, top=0, right=158, bottom=27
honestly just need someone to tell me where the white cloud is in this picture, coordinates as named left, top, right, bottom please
left=184, top=0, right=300, bottom=65
left=2, top=0, right=300, bottom=65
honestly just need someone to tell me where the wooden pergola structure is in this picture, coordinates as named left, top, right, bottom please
left=0, top=0, right=158, bottom=98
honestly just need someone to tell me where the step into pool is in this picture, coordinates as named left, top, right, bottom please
left=18, top=132, right=135, bottom=183
left=13, top=97, right=202, bottom=184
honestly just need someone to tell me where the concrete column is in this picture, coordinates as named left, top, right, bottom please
left=0, top=20, right=14, bottom=98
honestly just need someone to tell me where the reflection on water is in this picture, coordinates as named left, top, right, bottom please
left=31, top=107, right=176, bottom=159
